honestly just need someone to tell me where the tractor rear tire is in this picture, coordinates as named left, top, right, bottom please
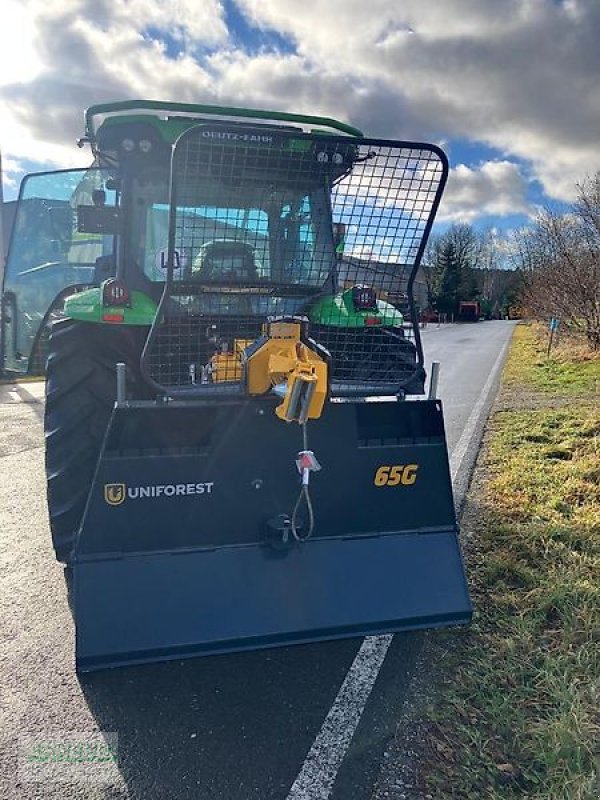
left=44, top=319, right=147, bottom=563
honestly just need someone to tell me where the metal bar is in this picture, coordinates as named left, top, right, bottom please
left=116, top=362, right=126, bottom=405
left=0, top=150, right=5, bottom=286
left=298, top=380, right=316, bottom=424
left=428, top=361, right=440, bottom=400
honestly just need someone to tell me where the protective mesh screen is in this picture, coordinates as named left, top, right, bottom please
left=143, top=127, right=446, bottom=396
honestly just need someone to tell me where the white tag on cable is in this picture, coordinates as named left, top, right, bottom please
left=296, top=451, right=321, bottom=485
left=296, top=450, right=321, bottom=474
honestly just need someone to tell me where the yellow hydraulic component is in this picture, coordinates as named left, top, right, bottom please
left=210, top=339, right=254, bottom=383
left=246, top=320, right=328, bottom=423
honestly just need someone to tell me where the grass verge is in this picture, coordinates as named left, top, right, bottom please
left=502, top=323, right=600, bottom=396
left=420, top=324, right=600, bottom=799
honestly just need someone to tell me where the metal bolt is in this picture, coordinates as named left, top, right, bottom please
left=251, top=479, right=263, bottom=490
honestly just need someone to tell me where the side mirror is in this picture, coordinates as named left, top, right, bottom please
left=77, top=205, right=122, bottom=235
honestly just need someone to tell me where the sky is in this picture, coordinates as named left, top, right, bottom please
left=1, top=0, right=598, bottom=234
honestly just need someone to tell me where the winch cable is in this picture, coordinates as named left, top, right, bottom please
left=291, top=422, right=317, bottom=542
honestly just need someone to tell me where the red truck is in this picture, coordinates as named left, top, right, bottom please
left=457, top=300, right=481, bottom=322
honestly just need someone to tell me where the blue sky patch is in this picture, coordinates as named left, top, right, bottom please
left=223, top=1, right=296, bottom=55
left=143, top=25, right=184, bottom=58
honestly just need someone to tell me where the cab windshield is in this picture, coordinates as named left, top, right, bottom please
left=130, top=170, right=336, bottom=288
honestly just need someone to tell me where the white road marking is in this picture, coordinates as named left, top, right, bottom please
left=285, top=333, right=511, bottom=800
left=285, top=635, right=393, bottom=800
left=449, top=338, right=510, bottom=481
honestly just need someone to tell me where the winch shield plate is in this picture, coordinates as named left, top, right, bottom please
left=71, top=399, right=471, bottom=671
left=75, top=531, right=471, bottom=672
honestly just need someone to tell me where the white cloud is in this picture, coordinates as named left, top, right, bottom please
left=0, top=1, right=43, bottom=88
left=0, top=0, right=224, bottom=166
left=438, top=161, right=531, bottom=222
left=0, top=156, right=25, bottom=191
left=233, top=0, right=600, bottom=200
left=125, top=0, right=228, bottom=48
left=0, top=0, right=598, bottom=216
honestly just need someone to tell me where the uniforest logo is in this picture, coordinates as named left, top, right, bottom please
left=104, top=482, right=214, bottom=506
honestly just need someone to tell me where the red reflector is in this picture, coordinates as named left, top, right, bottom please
left=298, top=453, right=313, bottom=469
left=102, top=278, right=130, bottom=307
left=365, top=317, right=382, bottom=325
left=102, top=313, right=124, bottom=323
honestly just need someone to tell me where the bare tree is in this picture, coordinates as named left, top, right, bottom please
left=513, top=174, right=600, bottom=349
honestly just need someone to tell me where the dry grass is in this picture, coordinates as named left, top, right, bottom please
left=418, top=324, right=600, bottom=799
left=502, top=323, right=600, bottom=397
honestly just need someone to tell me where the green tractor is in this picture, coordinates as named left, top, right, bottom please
left=1, top=101, right=470, bottom=671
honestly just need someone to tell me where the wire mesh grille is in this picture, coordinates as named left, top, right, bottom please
left=143, top=126, right=446, bottom=395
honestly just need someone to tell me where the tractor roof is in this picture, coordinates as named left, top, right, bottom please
left=83, top=100, right=363, bottom=153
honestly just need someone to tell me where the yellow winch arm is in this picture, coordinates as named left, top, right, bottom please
left=245, top=323, right=328, bottom=422
left=273, top=353, right=327, bottom=423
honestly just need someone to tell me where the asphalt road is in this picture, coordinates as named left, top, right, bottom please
left=0, top=321, right=515, bottom=800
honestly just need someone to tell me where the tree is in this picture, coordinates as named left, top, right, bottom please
left=476, top=228, right=521, bottom=318
left=422, top=223, right=481, bottom=314
left=512, top=173, right=600, bottom=349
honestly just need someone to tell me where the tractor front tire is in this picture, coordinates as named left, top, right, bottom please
left=44, top=319, right=147, bottom=563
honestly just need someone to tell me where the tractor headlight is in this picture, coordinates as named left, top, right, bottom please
left=139, top=139, right=152, bottom=153
left=121, top=138, right=135, bottom=152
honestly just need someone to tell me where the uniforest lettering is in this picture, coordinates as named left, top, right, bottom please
left=104, top=482, right=214, bottom=506
left=127, top=483, right=214, bottom=498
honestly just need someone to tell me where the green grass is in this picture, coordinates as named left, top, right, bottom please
left=419, top=325, right=600, bottom=799
left=503, top=324, right=600, bottom=396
